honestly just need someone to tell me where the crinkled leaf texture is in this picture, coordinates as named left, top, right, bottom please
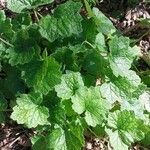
left=39, top=1, right=83, bottom=42
left=106, top=111, right=146, bottom=150
left=7, top=0, right=54, bottom=13
left=21, top=57, right=62, bottom=95
left=11, top=93, right=49, bottom=128
left=0, top=43, right=6, bottom=70
left=0, top=64, right=26, bottom=99
left=100, top=78, right=146, bottom=119
left=55, top=72, right=84, bottom=100
left=109, top=36, right=141, bottom=78
left=100, top=82, right=121, bottom=105
left=7, top=27, right=40, bottom=66
left=92, top=7, right=116, bottom=35
left=106, top=129, right=128, bottom=150
left=33, top=120, right=84, bottom=150
left=0, top=10, right=14, bottom=40
left=71, top=86, right=110, bottom=127
left=139, top=92, right=150, bottom=112
left=100, top=79, right=141, bottom=103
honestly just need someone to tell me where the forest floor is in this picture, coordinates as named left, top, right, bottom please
left=0, top=0, right=150, bottom=150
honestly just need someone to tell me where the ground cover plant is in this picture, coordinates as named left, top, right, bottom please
left=0, top=0, right=150, bottom=149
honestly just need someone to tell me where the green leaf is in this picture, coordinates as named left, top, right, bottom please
left=0, top=11, right=14, bottom=41
left=55, top=72, right=84, bottom=100
left=7, top=26, right=40, bottom=66
left=39, top=1, right=83, bottom=42
left=106, top=110, right=145, bottom=148
left=51, top=121, right=84, bottom=150
left=43, top=91, right=66, bottom=125
left=0, top=43, right=6, bottom=70
left=109, top=36, right=141, bottom=77
left=0, top=10, right=6, bottom=21
left=82, top=51, right=108, bottom=77
left=7, top=0, right=54, bottom=13
left=33, top=120, right=84, bottom=150
left=32, top=135, right=47, bottom=150
left=100, top=80, right=146, bottom=118
left=141, top=74, right=150, bottom=87
left=52, top=46, right=85, bottom=71
left=71, top=86, right=110, bottom=127
left=11, top=13, right=32, bottom=31
left=100, top=82, right=121, bottom=105
left=92, top=8, right=116, bottom=35
left=100, top=77, right=141, bottom=104
left=22, top=57, right=62, bottom=95
left=106, top=129, right=128, bottom=150
left=82, top=18, right=97, bottom=42
left=0, top=64, right=26, bottom=99
left=139, top=92, right=150, bottom=112
left=11, top=93, right=49, bottom=128
left=113, top=73, right=141, bottom=93
left=95, top=32, right=107, bottom=52
left=83, top=0, right=95, bottom=18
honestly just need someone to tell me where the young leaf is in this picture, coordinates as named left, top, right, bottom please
left=92, top=8, right=116, bottom=35
left=0, top=11, right=14, bottom=41
left=95, top=32, right=107, bottom=52
left=109, top=36, right=141, bottom=77
left=33, top=120, right=84, bottom=150
left=82, top=51, right=108, bottom=77
left=100, top=82, right=122, bottom=105
left=11, top=93, right=49, bottom=128
left=139, top=92, right=150, bottom=112
left=71, top=86, right=110, bottom=127
left=106, top=110, right=146, bottom=149
left=48, top=124, right=84, bottom=150
left=106, top=129, right=128, bottom=150
left=55, top=72, right=84, bottom=100
left=39, top=1, right=83, bottom=42
left=21, top=57, right=62, bottom=95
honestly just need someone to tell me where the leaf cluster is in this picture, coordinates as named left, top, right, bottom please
left=0, top=0, right=150, bottom=149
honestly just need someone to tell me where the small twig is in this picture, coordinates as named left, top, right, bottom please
left=0, top=37, right=13, bottom=47
left=139, top=70, right=150, bottom=76
left=33, top=10, right=39, bottom=22
left=37, top=12, right=43, bottom=18
left=9, top=136, right=21, bottom=148
left=123, top=24, right=139, bottom=34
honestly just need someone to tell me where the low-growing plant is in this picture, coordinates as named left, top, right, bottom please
left=0, top=0, right=150, bottom=149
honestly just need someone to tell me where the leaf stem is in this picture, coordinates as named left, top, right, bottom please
left=0, top=37, right=13, bottom=47
left=82, top=40, right=95, bottom=49
left=88, top=127, right=98, bottom=137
